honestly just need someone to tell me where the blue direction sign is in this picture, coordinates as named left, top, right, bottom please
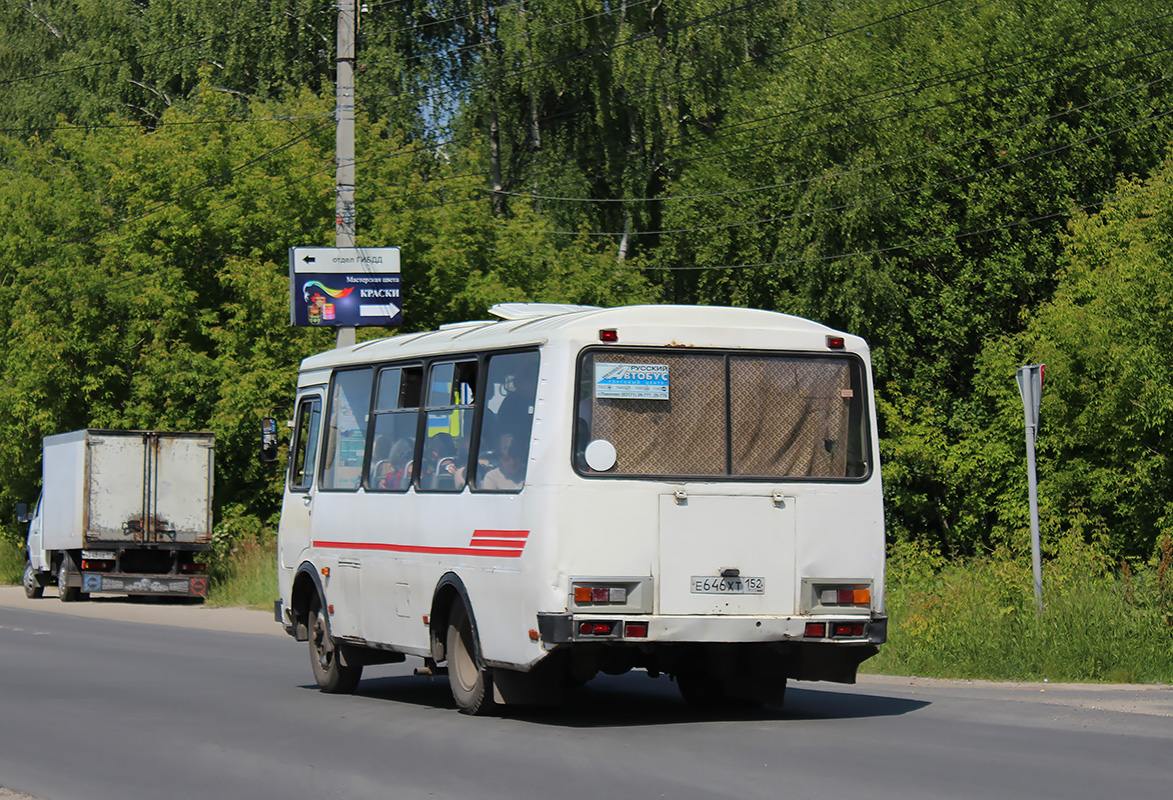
left=288, top=246, right=402, bottom=328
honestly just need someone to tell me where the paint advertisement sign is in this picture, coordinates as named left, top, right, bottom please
left=289, top=247, right=402, bottom=327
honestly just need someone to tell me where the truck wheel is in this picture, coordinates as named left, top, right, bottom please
left=57, top=559, right=80, bottom=603
left=308, top=596, right=362, bottom=694
left=23, top=561, right=43, bottom=599
left=446, top=600, right=495, bottom=716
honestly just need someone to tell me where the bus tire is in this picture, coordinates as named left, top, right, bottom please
left=446, top=601, right=495, bottom=715
left=309, top=595, right=362, bottom=694
left=23, top=561, right=43, bottom=599
left=57, top=558, right=80, bottom=603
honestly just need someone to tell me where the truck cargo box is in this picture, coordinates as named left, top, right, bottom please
left=41, top=429, right=215, bottom=551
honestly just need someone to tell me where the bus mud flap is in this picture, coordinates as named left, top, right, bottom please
left=492, top=667, right=566, bottom=706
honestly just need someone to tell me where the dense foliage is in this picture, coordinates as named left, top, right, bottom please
left=1, top=0, right=1171, bottom=572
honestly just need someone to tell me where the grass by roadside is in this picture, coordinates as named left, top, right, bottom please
left=0, top=524, right=276, bottom=611
left=0, top=538, right=21, bottom=585
left=199, top=512, right=278, bottom=609
left=202, top=536, right=277, bottom=610
left=864, top=537, right=1173, bottom=684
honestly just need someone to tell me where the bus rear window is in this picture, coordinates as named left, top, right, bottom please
left=575, top=350, right=869, bottom=480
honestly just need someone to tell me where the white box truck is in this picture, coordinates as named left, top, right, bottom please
left=19, top=430, right=215, bottom=601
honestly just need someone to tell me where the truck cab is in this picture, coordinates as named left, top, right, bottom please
left=18, top=493, right=51, bottom=598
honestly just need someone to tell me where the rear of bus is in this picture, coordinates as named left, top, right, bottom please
left=535, top=307, right=885, bottom=705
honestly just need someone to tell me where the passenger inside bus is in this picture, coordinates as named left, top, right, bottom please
left=478, top=432, right=528, bottom=491
left=482, top=358, right=539, bottom=456
left=378, top=438, right=414, bottom=490
left=370, top=434, right=392, bottom=487
left=423, top=432, right=464, bottom=490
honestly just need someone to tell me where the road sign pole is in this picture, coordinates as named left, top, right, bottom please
left=335, top=0, right=357, bottom=349
left=1016, top=364, right=1045, bottom=613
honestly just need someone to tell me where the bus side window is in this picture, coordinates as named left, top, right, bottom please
left=421, top=360, right=477, bottom=492
left=321, top=368, right=374, bottom=491
left=475, top=350, right=539, bottom=492
left=367, top=365, right=422, bottom=492
left=290, top=397, right=322, bottom=491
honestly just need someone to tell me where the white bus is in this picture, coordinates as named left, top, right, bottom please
left=266, top=303, right=886, bottom=714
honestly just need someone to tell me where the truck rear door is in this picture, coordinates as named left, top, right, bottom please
left=87, top=432, right=214, bottom=545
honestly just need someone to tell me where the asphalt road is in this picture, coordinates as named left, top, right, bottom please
left=1, top=587, right=1171, bottom=800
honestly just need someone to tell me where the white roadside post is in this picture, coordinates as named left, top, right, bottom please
left=1016, top=364, right=1045, bottom=613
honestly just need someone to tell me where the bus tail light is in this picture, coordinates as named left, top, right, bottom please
left=573, top=584, right=627, bottom=604
left=818, top=586, right=871, bottom=607
left=804, top=622, right=826, bottom=638
left=831, top=622, right=866, bottom=638
left=579, top=621, right=615, bottom=636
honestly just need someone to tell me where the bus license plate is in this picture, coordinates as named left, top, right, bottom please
left=690, top=576, right=765, bottom=594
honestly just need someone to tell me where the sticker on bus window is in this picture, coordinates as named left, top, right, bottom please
left=594, top=363, right=670, bottom=400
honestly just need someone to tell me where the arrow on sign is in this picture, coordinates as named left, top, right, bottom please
left=359, top=302, right=400, bottom=319
left=302, top=255, right=316, bottom=264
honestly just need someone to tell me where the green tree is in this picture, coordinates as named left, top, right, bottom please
left=0, top=86, right=336, bottom=526
left=956, top=148, right=1173, bottom=559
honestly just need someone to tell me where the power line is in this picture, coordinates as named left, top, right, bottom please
left=360, top=0, right=527, bottom=37
left=355, top=0, right=797, bottom=114
left=0, top=4, right=336, bottom=88
left=354, top=5, right=1171, bottom=208
left=548, top=74, right=1171, bottom=236
left=19, top=118, right=334, bottom=261
left=365, top=84, right=1172, bottom=252
left=642, top=178, right=1169, bottom=272
left=0, top=113, right=333, bottom=135
left=508, top=44, right=1173, bottom=207
left=360, top=41, right=1173, bottom=217
left=515, top=35, right=1173, bottom=203
left=624, top=101, right=1173, bottom=241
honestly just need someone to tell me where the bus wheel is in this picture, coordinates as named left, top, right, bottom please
left=446, top=601, right=495, bottom=715
left=309, top=596, right=362, bottom=694
left=23, top=561, right=43, bottom=599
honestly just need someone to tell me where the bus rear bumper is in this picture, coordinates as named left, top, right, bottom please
left=537, top=612, right=887, bottom=646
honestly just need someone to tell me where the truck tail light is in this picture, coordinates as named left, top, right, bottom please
left=805, top=622, right=827, bottom=638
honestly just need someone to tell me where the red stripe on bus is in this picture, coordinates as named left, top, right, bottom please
left=471, top=529, right=530, bottom=540
left=313, top=541, right=524, bottom=558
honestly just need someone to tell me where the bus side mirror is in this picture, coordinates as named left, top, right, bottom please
left=259, top=418, right=279, bottom=464
left=15, top=502, right=29, bottom=524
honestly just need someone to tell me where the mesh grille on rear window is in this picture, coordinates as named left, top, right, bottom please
left=576, top=349, right=868, bottom=480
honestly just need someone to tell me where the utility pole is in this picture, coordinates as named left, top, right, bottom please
left=335, top=0, right=357, bottom=349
